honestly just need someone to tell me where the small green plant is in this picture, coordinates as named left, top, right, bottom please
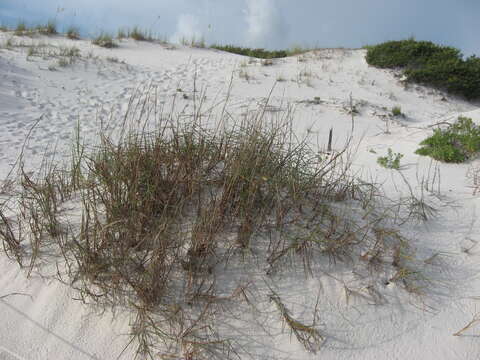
left=415, top=116, right=480, bottom=163
left=377, top=148, right=403, bottom=169
left=92, top=32, right=117, bottom=48
left=392, top=106, right=403, bottom=117
left=66, top=26, right=80, bottom=40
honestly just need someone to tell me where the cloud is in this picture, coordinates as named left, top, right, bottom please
left=170, top=14, right=204, bottom=43
left=243, top=0, right=288, bottom=49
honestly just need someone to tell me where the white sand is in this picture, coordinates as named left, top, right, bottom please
left=1, top=32, right=480, bottom=359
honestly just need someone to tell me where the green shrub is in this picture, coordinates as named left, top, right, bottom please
left=366, top=39, right=480, bottom=100
left=377, top=148, right=403, bottom=169
left=211, top=45, right=289, bottom=59
left=415, top=116, right=480, bottom=163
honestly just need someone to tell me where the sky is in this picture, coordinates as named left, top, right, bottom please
left=0, top=0, right=479, bottom=56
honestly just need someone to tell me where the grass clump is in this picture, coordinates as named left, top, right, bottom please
left=377, top=148, right=403, bottom=169
left=92, top=32, right=117, bottom=48
left=128, top=26, right=149, bottom=41
left=36, top=20, right=57, bottom=35
left=117, top=28, right=127, bottom=39
left=14, top=21, right=28, bottom=36
left=416, top=116, right=480, bottom=163
left=0, top=89, right=425, bottom=358
left=180, top=35, right=206, bottom=48
left=366, top=39, right=480, bottom=100
left=66, top=26, right=80, bottom=40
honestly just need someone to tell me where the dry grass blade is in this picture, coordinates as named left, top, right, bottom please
left=0, top=211, right=22, bottom=264
left=453, top=314, right=480, bottom=336
left=269, top=293, right=324, bottom=353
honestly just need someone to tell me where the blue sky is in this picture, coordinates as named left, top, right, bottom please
left=1, top=0, right=478, bottom=55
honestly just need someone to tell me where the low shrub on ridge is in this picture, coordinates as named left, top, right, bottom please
left=211, top=45, right=289, bottom=59
left=366, top=39, right=480, bottom=100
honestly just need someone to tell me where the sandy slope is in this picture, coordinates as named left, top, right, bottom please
left=1, top=32, right=480, bottom=359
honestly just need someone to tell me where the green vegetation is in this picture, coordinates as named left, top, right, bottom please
left=13, top=20, right=58, bottom=36
left=14, top=21, right=27, bottom=35
left=416, top=116, right=480, bottom=163
left=92, top=32, right=117, bottom=48
left=377, top=148, right=403, bottom=169
left=211, top=44, right=313, bottom=59
left=0, top=89, right=426, bottom=358
left=117, top=26, right=154, bottom=41
left=66, top=26, right=80, bottom=40
left=212, top=44, right=289, bottom=59
left=128, top=26, right=149, bottom=41
left=392, top=106, right=403, bottom=117
left=36, top=20, right=57, bottom=35
left=366, top=39, right=480, bottom=100
left=211, top=44, right=314, bottom=59
left=116, top=28, right=127, bottom=39
left=180, top=35, right=206, bottom=48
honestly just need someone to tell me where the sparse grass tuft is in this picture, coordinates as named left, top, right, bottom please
left=92, top=32, right=117, bottom=48
left=37, top=20, right=57, bottom=35
left=14, top=21, right=28, bottom=36
left=117, top=28, right=127, bottom=39
left=129, top=26, right=149, bottom=41
left=66, top=26, right=80, bottom=40
left=416, top=116, right=480, bottom=163
left=180, top=35, right=206, bottom=48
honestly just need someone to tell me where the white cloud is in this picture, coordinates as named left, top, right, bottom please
left=171, top=14, right=203, bottom=43
left=244, top=0, right=288, bottom=49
